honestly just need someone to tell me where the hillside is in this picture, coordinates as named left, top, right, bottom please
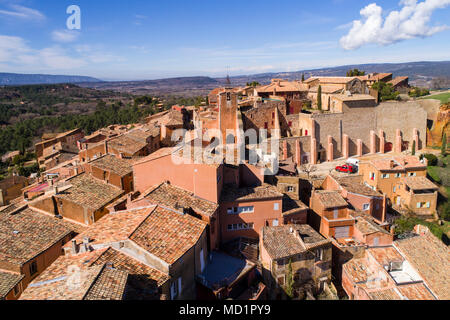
left=82, top=76, right=220, bottom=97
left=221, top=61, right=450, bottom=87
left=81, top=61, right=450, bottom=96
left=0, top=73, right=102, bottom=86
left=0, top=84, right=155, bottom=157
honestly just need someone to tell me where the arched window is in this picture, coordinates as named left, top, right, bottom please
left=226, top=134, right=235, bottom=144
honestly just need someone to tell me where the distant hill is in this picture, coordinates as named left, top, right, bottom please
left=80, top=61, right=450, bottom=96
left=82, top=76, right=220, bottom=96
left=220, top=61, right=450, bottom=86
left=0, top=73, right=102, bottom=86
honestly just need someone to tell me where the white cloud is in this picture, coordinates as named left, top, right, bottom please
left=52, top=30, right=80, bottom=43
left=340, top=0, right=450, bottom=50
left=0, top=35, right=30, bottom=62
left=0, top=34, right=125, bottom=73
left=0, top=4, right=45, bottom=21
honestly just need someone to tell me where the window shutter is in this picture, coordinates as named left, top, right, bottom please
left=178, top=277, right=182, bottom=295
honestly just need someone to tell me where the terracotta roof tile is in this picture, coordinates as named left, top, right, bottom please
left=395, top=233, right=450, bottom=300
left=0, top=207, right=81, bottom=267
left=91, top=247, right=169, bottom=300
left=129, top=206, right=207, bottom=264
left=355, top=215, right=391, bottom=236
left=55, top=173, right=123, bottom=211
left=397, top=283, right=436, bottom=300
left=388, top=76, right=409, bottom=87
left=68, top=207, right=152, bottom=247
left=304, top=77, right=358, bottom=84
left=221, top=184, right=283, bottom=202
left=401, top=176, right=438, bottom=191
left=262, top=225, right=330, bottom=260
left=89, top=154, right=133, bottom=177
left=108, top=135, right=148, bottom=155
left=20, top=249, right=108, bottom=300
left=141, top=182, right=218, bottom=217
left=314, top=190, right=348, bottom=209
left=0, top=270, right=24, bottom=298
left=83, top=265, right=128, bottom=300
left=369, top=156, right=426, bottom=172
left=334, top=175, right=382, bottom=197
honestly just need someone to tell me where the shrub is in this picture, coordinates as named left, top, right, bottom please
left=424, top=153, right=438, bottom=166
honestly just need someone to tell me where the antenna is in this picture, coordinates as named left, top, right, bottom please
left=226, top=66, right=231, bottom=86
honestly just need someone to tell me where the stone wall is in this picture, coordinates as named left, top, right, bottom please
left=375, top=101, right=427, bottom=150
left=298, top=100, right=427, bottom=160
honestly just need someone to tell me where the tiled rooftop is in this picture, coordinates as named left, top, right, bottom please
left=368, top=247, right=404, bottom=267
left=314, top=190, right=348, bottom=209
left=68, top=207, right=152, bottom=247
left=335, top=175, right=382, bottom=197
left=69, top=205, right=207, bottom=265
left=396, top=283, right=435, bottom=300
left=0, top=206, right=82, bottom=267
left=354, top=214, right=391, bottom=236
left=262, top=224, right=330, bottom=260
left=221, top=184, right=283, bottom=203
left=304, top=76, right=358, bottom=84
left=129, top=206, right=207, bottom=264
left=55, top=173, right=123, bottom=211
left=149, top=109, right=184, bottom=127
left=343, top=257, right=391, bottom=289
left=108, top=134, right=148, bottom=155
left=20, top=249, right=108, bottom=300
left=142, top=182, right=218, bottom=217
left=388, top=76, right=409, bottom=87
left=256, top=80, right=308, bottom=93
left=401, top=176, right=438, bottom=191
left=395, top=232, right=450, bottom=300
left=369, top=156, right=426, bottom=172
left=282, top=195, right=309, bottom=216
left=83, top=265, right=128, bottom=300
left=89, top=154, right=133, bottom=177
left=0, top=270, right=24, bottom=298
left=91, top=247, right=169, bottom=300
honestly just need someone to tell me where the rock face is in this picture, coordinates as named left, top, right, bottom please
left=427, top=104, right=450, bottom=148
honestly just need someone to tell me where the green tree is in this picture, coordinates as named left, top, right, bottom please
left=442, top=133, right=447, bottom=156
left=346, top=69, right=366, bottom=77
left=285, top=259, right=294, bottom=299
left=246, top=81, right=260, bottom=87
left=317, top=85, right=322, bottom=111
left=301, top=74, right=305, bottom=82
left=412, top=140, right=416, bottom=156
left=372, top=82, right=399, bottom=101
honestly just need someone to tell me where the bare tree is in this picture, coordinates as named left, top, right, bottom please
left=299, top=164, right=316, bottom=179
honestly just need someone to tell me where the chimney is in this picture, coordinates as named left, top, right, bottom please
left=71, top=239, right=78, bottom=255
left=390, top=225, right=395, bottom=235
left=127, top=193, right=133, bottom=204
left=54, top=186, right=59, bottom=195
left=74, top=167, right=79, bottom=175
left=390, top=160, right=395, bottom=169
left=48, top=179, right=54, bottom=187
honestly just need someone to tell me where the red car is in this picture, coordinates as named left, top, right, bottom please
left=335, top=164, right=356, bottom=173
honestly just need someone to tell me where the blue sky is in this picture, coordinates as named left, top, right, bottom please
left=0, top=0, right=449, bottom=80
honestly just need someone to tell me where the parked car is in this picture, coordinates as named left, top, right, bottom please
left=335, top=164, right=357, bottom=173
